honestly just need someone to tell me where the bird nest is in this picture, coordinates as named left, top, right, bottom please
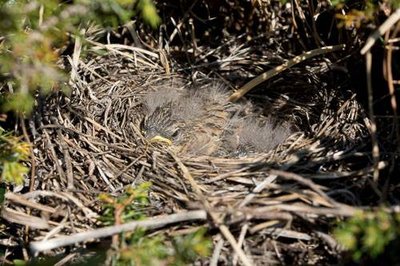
left=2, top=41, right=370, bottom=264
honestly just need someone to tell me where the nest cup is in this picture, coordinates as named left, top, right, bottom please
left=2, top=44, right=370, bottom=264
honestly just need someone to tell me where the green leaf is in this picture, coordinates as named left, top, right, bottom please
left=139, top=0, right=160, bottom=28
left=2, top=93, right=34, bottom=115
left=1, top=161, right=28, bottom=185
left=13, top=259, right=26, bottom=266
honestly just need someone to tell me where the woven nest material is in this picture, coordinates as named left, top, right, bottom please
left=3, top=41, right=371, bottom=264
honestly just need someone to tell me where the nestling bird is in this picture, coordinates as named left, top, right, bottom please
left=140, top=83, right=292, bottom=157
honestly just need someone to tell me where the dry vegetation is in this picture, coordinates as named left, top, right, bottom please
left=1, top=0, right=400, bottom=265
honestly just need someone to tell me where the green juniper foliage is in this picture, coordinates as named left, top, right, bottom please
left=116, top=228, right=211, bottom=265
left=334, top=209, right=400, bottom=262
left=98, top=182, right=152, bottom=225
left=0, top=0, right=160, bottom=114
left=0, top=126, right=30, bottom=186
left=99, top=184, right=212, bottom=265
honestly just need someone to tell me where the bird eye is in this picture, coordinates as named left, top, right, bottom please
left=171, top=129, right=180, bottom=139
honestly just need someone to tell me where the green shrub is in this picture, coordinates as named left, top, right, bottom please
left=99, top=184, right=212, bottom=265
left=334, top=209, right=400, bottom=262
left=0, top=0, right=160, bottom=114
left=0, top=126, right=30, bottom=186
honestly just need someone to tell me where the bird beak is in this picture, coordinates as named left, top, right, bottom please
left=149, top=135, right=173, bottom=146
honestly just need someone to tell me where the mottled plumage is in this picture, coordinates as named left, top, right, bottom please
left=140, top=83, right=292, bottom=156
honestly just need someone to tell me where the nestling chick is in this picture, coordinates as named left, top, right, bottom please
left=222, top=116, right=293, bottom=156
left=140, top=82, right=293, bottom=157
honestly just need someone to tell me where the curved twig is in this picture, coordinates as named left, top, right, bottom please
left=228, top=44, right=346, bottom=102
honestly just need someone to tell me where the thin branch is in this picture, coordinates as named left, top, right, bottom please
left=361, top=8, right=400, bottom=54
left=30, top=210, right=207, bottom=254
left=228, top=44, right=346, bottom=102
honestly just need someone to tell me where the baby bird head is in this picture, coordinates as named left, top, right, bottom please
left=141, top=104, right=182, bottom=142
